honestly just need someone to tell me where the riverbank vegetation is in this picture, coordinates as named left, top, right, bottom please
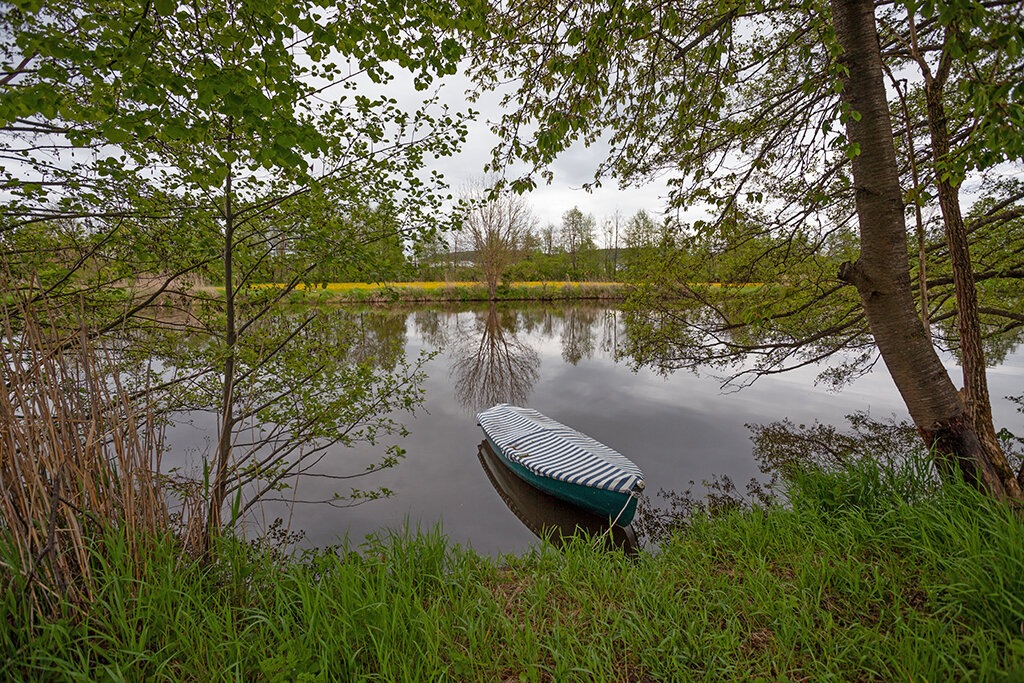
left=3, top=0, right=1024, bottom=678
left=254, top=280, right=628, bottom=303
left=3, top=457, right=1022, bottom=680
left=202, top=280, right=763, bottom=305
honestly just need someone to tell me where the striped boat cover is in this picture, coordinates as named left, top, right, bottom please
left=477, top=404, right=644, bottom=493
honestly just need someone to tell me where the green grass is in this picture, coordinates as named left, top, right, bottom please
left=3, top=460, right=1023, bottom=681
left=265, top=280, right=629, bottom=303
left=204, top=280, right=628, bottom=303
left=202, top=280, right=772, bottom=303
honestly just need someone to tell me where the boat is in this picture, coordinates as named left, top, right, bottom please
left=476, top=439, right=639, bottom=553
left=476, top=404, right=645, bottom=526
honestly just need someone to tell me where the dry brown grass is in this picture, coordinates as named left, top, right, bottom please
left=0, top=302, right=194, bottom=616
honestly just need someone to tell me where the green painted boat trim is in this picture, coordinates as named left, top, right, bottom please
left=484, top=435, right=639, bottom=525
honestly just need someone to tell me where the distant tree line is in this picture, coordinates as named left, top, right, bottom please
left=417, top=192, right=874, bottom=291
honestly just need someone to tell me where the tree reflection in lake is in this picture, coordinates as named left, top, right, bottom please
left=599, top=309, right=621, bottom=357
left=560, top=306, right=598, bottom=365
left=449, top=303, right=541, bottom=413
left=634, top=409, right=1024, bottom=546
left=634, top=413, right=915, bottom=544
left=345, top=308, right=408, bottom=368
left=148, top=304, right=426, bottom=527
left=748, top=412, right=926, bottom=476
left=157, top=301, right=1019, bottom=554
left=412, top=308, right=448, bottom=349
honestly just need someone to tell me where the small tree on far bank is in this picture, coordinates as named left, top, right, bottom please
left=540, top=223, right=559, bottom=256
left=602, top=210, right=623, bottom=279
left=561, top=207, right=596, bottom=279
left=622, top=210, right=659, bottom=277
left=460, top=181, right=535, bottom=298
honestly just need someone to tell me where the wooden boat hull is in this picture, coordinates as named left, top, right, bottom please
left=484, top=434, right=639, bottom=525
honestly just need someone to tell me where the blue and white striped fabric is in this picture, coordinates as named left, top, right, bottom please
left=477, top=404, right=644, bottom=493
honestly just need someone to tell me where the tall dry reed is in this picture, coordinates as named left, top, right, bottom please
left=0, top=303, right=193, bottom=616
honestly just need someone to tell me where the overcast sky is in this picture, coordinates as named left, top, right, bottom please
left=378, top=67, right=676, bottom=238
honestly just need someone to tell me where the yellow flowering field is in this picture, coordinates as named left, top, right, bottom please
left=251, top=281, right=623, bottom=291
left=223, top=281, right=763, bottom=296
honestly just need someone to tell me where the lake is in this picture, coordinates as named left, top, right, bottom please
left=162, top=302, right=1024, bottom=556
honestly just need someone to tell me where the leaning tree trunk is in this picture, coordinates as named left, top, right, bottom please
left=829, top=0, right=1008, bottom=497
left=921, top=78, right=1022, bottom=498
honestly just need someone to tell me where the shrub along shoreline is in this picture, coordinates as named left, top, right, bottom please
left=3, top=461, right=1023, bottom=681
left=257, top=280, right=628, bottom=303
left=198, top=280, right=765, bottom=304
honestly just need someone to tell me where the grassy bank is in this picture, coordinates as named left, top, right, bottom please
left=249, top=280, right=627, bottom=303
left=225, top=280, right=764, bottom=303
left=3, top=462, right=1023, bottom=681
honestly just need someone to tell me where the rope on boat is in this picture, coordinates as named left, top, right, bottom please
left=593, top=484, right=644, bottom=549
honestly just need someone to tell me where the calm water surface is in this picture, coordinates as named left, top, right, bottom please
left=164, top=303, right=1024, bottom=555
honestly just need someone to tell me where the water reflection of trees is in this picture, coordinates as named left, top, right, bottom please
left=635, top=409, right=1024, bottom=545
left=412, top=309, right=447, bottom=348
left=131, top=305, right=420, bottom=518
left=749, top=412, right=926, bottom=476
left=443, top=304, right=622, bottom=409
left=940, top=321, right=1024, bottom=369
left=560, top=306, right=598, bottom=365
left=620, top=283, right=1024, bottom=389
left=599, top=309, right=621, bottom=357
left=449, top=304, right=540, bottom=412
left=632, top=412, right=920, bottom=544
left=620, top=297, right=877, bottom=387
left=344, top=308, right=408, bottom=368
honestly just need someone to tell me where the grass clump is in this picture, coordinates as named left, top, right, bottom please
left=3, top=459, right=1023, bottom=681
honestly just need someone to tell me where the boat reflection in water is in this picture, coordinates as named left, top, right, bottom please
left=477, top=440, right=639, bottom=554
